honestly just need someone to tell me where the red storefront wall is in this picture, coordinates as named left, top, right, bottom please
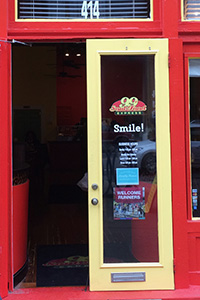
left=0, top=0, right=200, bottom=298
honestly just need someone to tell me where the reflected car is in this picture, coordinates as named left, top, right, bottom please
left=133, top=139, right=156, bottom=174
left=103, top=139, right=157, bottom=175
left=134, top=122, right=200, bottom=172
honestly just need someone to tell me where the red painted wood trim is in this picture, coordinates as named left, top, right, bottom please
left=7, top=0, right=162, bottom=40
left=6, top=285, right=200, bottom=300
left=0, top=0, right=13, bottom=297
left=169, top=38, right=189, bottom=289
left=179, top=22, right=200, bottom=34
left=162, top=0, right=179, bottom=37
left=189, top=271, right=200, bottom=285
left=13, top=181, right=29, bottom=275
left=187, top=220, right=200, bottom=232
left=7, top=30, right=163, bottom=42
left=0, top=41, right=12, bottom=298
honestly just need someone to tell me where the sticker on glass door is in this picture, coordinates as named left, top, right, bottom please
left=114, top=186, right=145, bottom=220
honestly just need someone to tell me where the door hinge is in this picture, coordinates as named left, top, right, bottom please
left=168, top=54, right=171, bottom=68
left=173, top=258, right=176, bottom=273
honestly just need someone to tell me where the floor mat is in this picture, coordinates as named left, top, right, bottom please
left=36, top=244, right=89, bottom=287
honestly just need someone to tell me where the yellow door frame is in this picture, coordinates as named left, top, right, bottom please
left=87, top=39, right=174, bottom=291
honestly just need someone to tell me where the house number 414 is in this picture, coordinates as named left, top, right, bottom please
left=81, top=1, right=100, bottom=18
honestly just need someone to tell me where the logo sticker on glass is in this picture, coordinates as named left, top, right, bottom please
left=109, top=96, right=147, bottom=115
left=116, top=168, right=139, bottom=186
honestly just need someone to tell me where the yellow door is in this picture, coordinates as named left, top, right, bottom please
left=87, top=39, right=174, bottom=291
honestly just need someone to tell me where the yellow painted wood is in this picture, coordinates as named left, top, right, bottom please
left=87, top=39, right=174, bottom=291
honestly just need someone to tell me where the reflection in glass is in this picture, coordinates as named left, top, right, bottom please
left=101, top=55, right=159, bottom=263
left=189, top=59, right=200, bottom=217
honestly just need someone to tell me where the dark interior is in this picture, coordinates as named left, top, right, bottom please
left=12, top=42, right=88, bottom=288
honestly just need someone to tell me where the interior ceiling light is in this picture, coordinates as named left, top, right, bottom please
left=65, top=53, right=70, bottom=57
left=76, top=53, right=81, bottom=57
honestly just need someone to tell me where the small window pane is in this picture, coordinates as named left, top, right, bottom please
left=189, top=59, right=200, bottom=218
left=184, top=0, right=200, bottom=21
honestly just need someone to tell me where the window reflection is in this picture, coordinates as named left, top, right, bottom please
left=189, top=59, right=200, bottom=217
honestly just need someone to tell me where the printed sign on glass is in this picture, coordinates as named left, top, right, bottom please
left=116, top=168, right=139, bottom=185
left=114, top=187, right=145, bottom=220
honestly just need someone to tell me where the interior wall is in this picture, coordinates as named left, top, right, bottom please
left=56, top=44, right=87, bottom=127
left=12, top=45, right=57, bottom=143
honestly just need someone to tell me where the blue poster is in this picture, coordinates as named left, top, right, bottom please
left=116, top=168, right=139, bottom=186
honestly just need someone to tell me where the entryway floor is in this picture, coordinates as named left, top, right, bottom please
left=7, top=285, right=200, bottom=300
left=20, top=184, right=88, bottom=287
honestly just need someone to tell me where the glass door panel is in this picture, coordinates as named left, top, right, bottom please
left=101, top=55, right=158, bottom=263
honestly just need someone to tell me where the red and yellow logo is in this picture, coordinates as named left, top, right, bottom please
left=109, top=96, right=147, bottom=115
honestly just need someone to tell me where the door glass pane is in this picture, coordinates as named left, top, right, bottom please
left=189, top=59, right=200, bottom=218
left=101, top=55, right=159, bottom=263
left=184, top=0, right=200, bottom=21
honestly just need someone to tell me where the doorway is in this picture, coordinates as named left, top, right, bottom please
left=12, top=38, right=174, bottom=291
left=12, top=42, right=88, bottom=288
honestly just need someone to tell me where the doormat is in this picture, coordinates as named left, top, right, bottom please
left=36, top=244, right=89, bottom=287
left=48, top=184, right=87, bottom=204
